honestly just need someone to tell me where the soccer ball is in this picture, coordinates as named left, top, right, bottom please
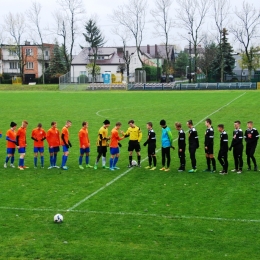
left=54, top=213, right=63, bottom=223
left=132, top=160, right=138, bottom=166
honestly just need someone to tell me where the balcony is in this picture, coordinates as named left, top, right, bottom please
left=37, top=54, right=50, bottom=61
left=2, top=68, right=21, bottom=74
left=2, top=55, right=19, bottom=61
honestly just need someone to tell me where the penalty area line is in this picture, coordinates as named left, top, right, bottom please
left=68, top=92, right=247, bottom=211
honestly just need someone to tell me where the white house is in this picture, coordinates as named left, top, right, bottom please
left=71, top=46, right=142, bottom=82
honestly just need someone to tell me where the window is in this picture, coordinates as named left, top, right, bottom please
left=80, top=71, right=86, bottom=75
left=45, top=50, right=49, bottom=56
left=26, top=48, right=33, bottom=56
left=9, top=62, right=18, bottom=69
left=26, top=62, right=34, bottom=69
left=9, top=50, right=17, bottom=56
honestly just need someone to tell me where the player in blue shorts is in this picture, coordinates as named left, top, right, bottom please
left=78, top=121, right=93, bottom=169
left=4, top=122, right=17, bottom=168
left=109, top=122, right=125, bottom=170
left=31, top=123, right=47, bottom=168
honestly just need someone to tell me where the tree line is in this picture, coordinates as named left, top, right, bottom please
left=0, top=0, right=260, bottom=83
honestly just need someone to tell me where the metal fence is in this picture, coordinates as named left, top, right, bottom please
left=127, top=82, right=257, bottom=91
left=59, top=72, right=104, bottom=90
left=59, top=71, right=258, bottom=91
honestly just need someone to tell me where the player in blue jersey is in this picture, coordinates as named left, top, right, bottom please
left=159, top=119, right=173, bottom=172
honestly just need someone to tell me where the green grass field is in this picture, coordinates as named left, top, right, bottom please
left=0, top=90, right=260, bottom=259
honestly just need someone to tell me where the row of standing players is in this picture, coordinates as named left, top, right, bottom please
left=144, top=118, right=259, bottom=174
left=0, top=118, right=258, bottom=173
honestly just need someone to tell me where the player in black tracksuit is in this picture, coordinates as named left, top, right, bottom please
left=175, top=122, right=186, bottom=171
left=204, top=118, right=216, bottom=172
left=229, top=120, right=243, bottom=173
left=244, top=121, right=259, bottom=171
left=217, top=124, right=229, bottom=174
left=187, top=120, right=199, bottom=173
left=143, top=122, right=157, bottom=170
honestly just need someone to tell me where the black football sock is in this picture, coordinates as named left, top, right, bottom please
left=129, top=156, right=133, bottom=165
left=153, top=156, right=157, bottom=167
left=148, top=155, right=152, bottom=166
left=206, top=157, right=211, bottom=170
left=211, top=158, right=216, bottom=169
left=138, top=155, right=141, bottom=165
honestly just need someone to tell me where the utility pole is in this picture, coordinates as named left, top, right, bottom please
left=189, top=39, right=192, bottom=83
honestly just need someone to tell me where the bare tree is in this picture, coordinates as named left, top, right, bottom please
left=110, top=0, right=148, bottom=67
left=212, top=0, right=231, bottom=43
left=112, top=27, right=134, bottom=83
left=230, top=1, right=260, bottom=80
left=0, top=28, right=5, bottom=45
left=53, top=11, right=70, bottom=71
left=176, top=0, right=211, bottom=81
left=27, top=1, right=46, bottom=83
left=4, top=12, right=27, bottom=82
left=55, top=0, right=85, bottom=71
left=151, top=0, right=174, bottom=81
left=212, top=0, right=231, bottom=82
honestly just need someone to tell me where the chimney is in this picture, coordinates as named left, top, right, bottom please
left=155, top=44, right=158, bottom=57
left=147, top=45, right=150, bottom=54
left=25, top=41, right=30, bottom=45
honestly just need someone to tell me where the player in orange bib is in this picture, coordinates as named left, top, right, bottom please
left=16, top=120, right=29, bottom=170
left=4, top=122, right=17, bottom=168
left=78, top=121, right=93, bottom=169
left=31, top=123, right=46, bottom=168
left=61, top=120, right=72, bottom=170
left=46, top=121, right=60, bottom=169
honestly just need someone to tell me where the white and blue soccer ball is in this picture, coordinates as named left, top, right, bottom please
left=132, top=160, right=138, bottom=166
left=54, top=213, right=63, bottom=223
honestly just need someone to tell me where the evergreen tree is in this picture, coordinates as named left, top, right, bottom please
left=197, top=42, right=218, bottom=82
left=211, top=28, right=235, bottom=81
left=82, top=19, right=105, bottom=81
left=46, top=41, right=67, bottom=78
left=174, top=51, right=189, bottom=78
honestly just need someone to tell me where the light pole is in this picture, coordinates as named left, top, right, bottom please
left=188, top=32, right=192, bottom=83
left=186, top=66, right=189, bottom=79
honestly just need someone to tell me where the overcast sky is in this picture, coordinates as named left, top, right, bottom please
left=0, top=0, right=260, bottom=54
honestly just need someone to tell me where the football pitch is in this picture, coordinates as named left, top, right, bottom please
left=1, top=90, right=260, bottom=259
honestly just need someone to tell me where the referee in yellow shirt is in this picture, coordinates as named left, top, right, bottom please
left=124, top=119, right=142, bottom=167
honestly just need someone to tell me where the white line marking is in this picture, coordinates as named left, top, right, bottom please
left=1, top=206, right=259, bottom=223
left=67, top=168, right=133, bottom=210
left=70, top=210, right=260, bottom=223
left=193, top=92, right=246, bottom=126
left=0, top=207, right=55, bottom=212
left=96, top=108, right=117, bottom=119
left=68, top=92, right=247, bottom=210
left=96, top=107, right=143, bottom=122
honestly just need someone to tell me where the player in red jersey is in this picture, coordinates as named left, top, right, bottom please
left=16, top=120, right=29, bottom=170
left=4, top=122, right=17, bottom=168
left=31, top=123, right=47, bottom=168
left=46, top=121, right=60, bottom=169
left=61, top=120, right=72, bottom=170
